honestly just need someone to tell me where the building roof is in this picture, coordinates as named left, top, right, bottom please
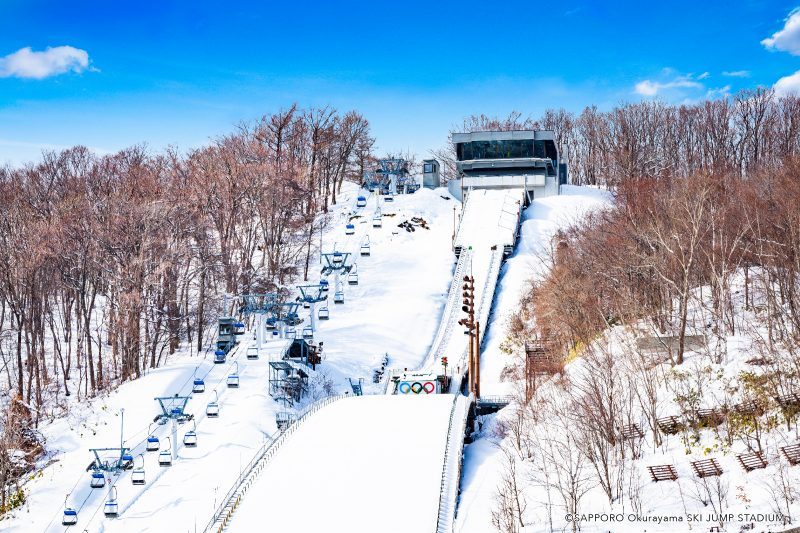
left=451, top=130, right=555, bottom=143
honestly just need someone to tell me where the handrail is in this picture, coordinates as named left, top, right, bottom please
left=434, top=394, right=470, bottom=533
left=202, top=394, right=347, bottom=532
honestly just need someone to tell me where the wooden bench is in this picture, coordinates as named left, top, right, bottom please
left=647, top=464, right=678, bottom=482
left=694, top=408, right=725, bottom=428
left=737, top=451, right=767, bottom=472
left=656, top=415, right=682, bottom=435
left=621, top=423, right=644, bottom=440
left=780, top=443, right=800, bottom=466
left=733, top=400, right=764, bottom=417
left=691, top=458, right=723, bottom=478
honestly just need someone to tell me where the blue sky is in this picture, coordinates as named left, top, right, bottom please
left=2, top=0, right=800, bottom=166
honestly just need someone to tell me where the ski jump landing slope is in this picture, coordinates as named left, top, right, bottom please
left=227, top=394, right=454, bottom=533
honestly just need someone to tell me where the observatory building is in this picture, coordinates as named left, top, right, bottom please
left=448, top=130, right=566, bottom=202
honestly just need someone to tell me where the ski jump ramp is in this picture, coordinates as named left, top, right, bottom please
left=225, top=394, right=457, bottom=533
left=214, top=188, right=522, bottom=533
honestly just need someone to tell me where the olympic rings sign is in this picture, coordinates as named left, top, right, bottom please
left=398, top=380, right=437, bottom=394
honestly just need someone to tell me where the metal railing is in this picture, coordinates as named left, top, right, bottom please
left=202, top=394, right=348, bottom=532
left=434, top=394, right=470, bottom=533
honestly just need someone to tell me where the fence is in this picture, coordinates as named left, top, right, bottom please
left=434, top=394, right=470, bottom=533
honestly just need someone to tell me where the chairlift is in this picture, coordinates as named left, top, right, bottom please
left=356, top=195, right=367, bottom=208
left=227, top=362, right=240, bottom=388
left=318, top=306, right=330, bottom=320
left=302, top=326, right=314, bottom=340
left=183, top=420, right=198, bottom=448
left=372, top=214, right=382, bottom=228
left=233, top=322, right=246, bottom=336
left=320, top=279, right=329, bottom=292
left=265, top=317, right=277, bottom=330
left=332, top=252, right=344, bottom=266
left=62, top=506, right=78, bottom=526
left=214, top=349, right=227, bottom=364
left=158, top=437, right=172, bottom=467
left=285, top=326, right=296, bottom=339
left=104, top=486, right=119, bottom=518
left=383, top=193, right=394, bottom=202
left=345, top=223, right=355, bottom=235
left=348, top=271, right=359, bottom=285
left=247, top=346, right=259, bottom=360
left=360, top=236, right=370, bottom=256
left=303, top=300, right=311, bottom=309
left=90, top=471, right=105, bottom=488
left=334, top=289, right=345, bottom=304
left=146, top=423, right=159, bottom=452
left=206, top=390, right=220, bottom=418
left=122, top=453, right=134, bottom=469
left=131, top=454, right=145, bottom=485
left=192, top=368, right=205, bottom=393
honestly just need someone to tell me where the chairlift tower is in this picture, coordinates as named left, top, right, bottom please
left=363, top=158, right=411, bottom=195
left=297, top=284, right=327, bottom=339
left=239, top=293, right=280, bottom=351
left=154, top=395, right=192, bottom=461
left=320, top=250, right=353, bottom=306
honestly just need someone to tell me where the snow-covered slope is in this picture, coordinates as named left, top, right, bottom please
left=456, top=185, right=613, bottom=532
left=227, top=394, right=454, bottom=533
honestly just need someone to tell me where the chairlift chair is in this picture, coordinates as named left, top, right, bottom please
left=356, top=195, right=367, bottom=208
left=302, top=326, right=314, bottom=340
left=90, top=471, right=105, bottom=488
left=62, top=506, right=78, bottom=526
left=384, top=194, right=394, bottom=202
left=318, top=306, right=330, bottom=320
left=206, top=391, right=220, bottom=418
left=320, top=279, right=329, bottom=292
left=158, top=438, right=172, bottom=467
left=334, top=290, right=345, bottom=304
left=214, top=350, right=227, bottom=364
left=227, top=362, right=240, bottom=388
left=372, top=215, right=382, bottom=228
left=285, top=326, right=296, bottom=339
left=183, top=421, right=198, bottom=447
left=131, top=454, right=145, bottom=485
left=303, top=300, right=311, bottom=309
left=233, top=322, right=246, bottom=336
left=360, top=243, right=370, bottom=256
left=192, top=376, right=205, bottom=394
left=122, top=453, right=134, bottom=469
left=247, top=347, right=259, bottom=360
left=265, top=317, right=277, bottom=330
left=104, top=487, right=119, bottom=518
left=345, top=223, right=355, bottom=235
left=146, top=423, right=160, bottom=452
left=332, top=252, right=344, bottom=266
left=348, top=272, right=358, bottom=285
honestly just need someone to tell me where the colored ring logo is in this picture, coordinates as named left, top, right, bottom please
left=423, top=381, right=436, bottom=394
left=411, top=382, right=424, bottom=394
left=398, top=382, right=411, bottom=394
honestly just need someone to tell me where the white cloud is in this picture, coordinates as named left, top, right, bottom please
left=706, top=85, right=731, bottom=99
left=774, top=69, right=800, bottom=96
left=634, top=74, right=704, bottom=97
left=722, top=70, right=751, bottom=78
left=762, top=8, right=800, bottom=55
left=0, top=46, right=90, bottom=79
left=697, top=71, right=710, bottom=80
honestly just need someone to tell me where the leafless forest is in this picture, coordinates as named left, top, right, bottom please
left=0, top=105, right=373, bottom=417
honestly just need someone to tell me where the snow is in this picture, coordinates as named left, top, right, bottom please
left=228, top=394, right=454, bottom=533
